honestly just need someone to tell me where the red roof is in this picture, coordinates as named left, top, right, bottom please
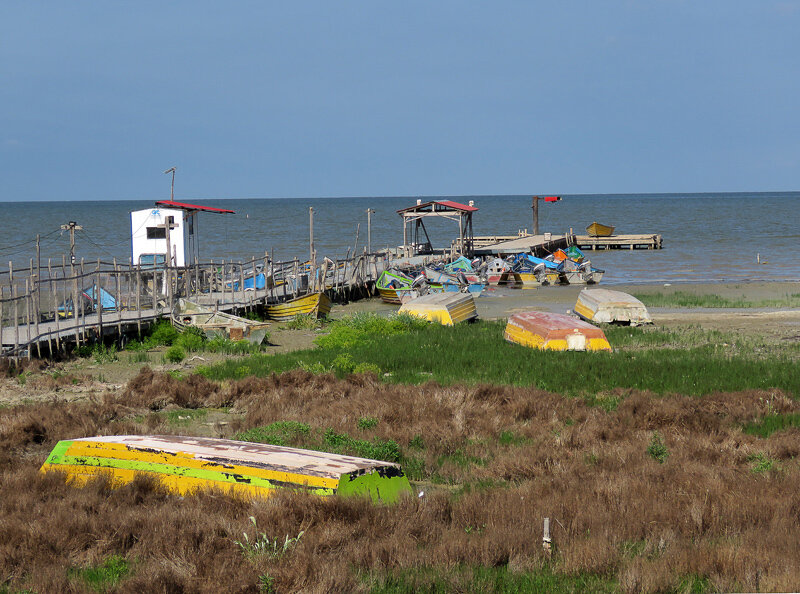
left=397, top=199, right=478, bottom=214
left=543, top=196, right=561, bottom=202
left=155, top=200, right=235, bottom=214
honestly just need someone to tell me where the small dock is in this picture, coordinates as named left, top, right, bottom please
left=575, top=234, right=662, bottom=250
left=470, top=234, right=573, bottom=257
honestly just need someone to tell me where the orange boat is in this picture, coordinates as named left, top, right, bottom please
left=504, top=311, right=611, bottom=351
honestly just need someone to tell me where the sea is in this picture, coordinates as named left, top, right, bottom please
left=1, top=192, right=798, bottom=285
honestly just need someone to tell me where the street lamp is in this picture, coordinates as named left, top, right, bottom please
left=164, top=167, right=176, bottom=201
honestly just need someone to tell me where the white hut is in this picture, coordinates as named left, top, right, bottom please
left=130, top=200, right=234, bottom=267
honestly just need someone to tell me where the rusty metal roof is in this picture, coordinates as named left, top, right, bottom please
left=397, top=199, right=478, bottom=214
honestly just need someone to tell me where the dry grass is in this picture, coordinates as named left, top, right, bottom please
left=1, top=368, right=799, bottom=592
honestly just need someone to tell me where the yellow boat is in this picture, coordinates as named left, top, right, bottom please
left=504, top=311, right=611, bottom=351
left=398, top=292, right=477, bottom=325
left=40, top=435, right=412, bottom=503
left=265, top=292, right=331, bottom=321
left=586, top=222, right=615, bottom=237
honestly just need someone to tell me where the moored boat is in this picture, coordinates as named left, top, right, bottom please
left=586, top=222, right=615, bottom=237
left=398, top=292, right=478, bottom=325
left=574, top=288, right=652, bottom=326
left=265, top=291, right=331, bottom=321
left=504, top=311, right=611, bottom=351
left=40, top=435, right=412, bottom=503
left=376, top=270, right=415, bottom=304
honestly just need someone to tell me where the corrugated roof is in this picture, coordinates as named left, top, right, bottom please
left=155, top=200, right=235, bottom=214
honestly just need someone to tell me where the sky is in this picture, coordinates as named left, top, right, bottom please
left=2, top=1, right=799, bottom=202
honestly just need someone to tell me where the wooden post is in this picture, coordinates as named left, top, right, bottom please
left=114, top=258, right=121, bottom=313
left=240, top=261, right=245, bottom=309
left=24, top=278, right=32, bottom=358
left=542, top=517, right=551, bottom=555
left=135, top=264, right=142, bottom=336
left=309, top=207, right=314, bottom=264
left=532, top=196, right=540, bottom=236
left=13, top=284, right=19, bottom=357
left=96, top=259, right=103, bottom=339
left=49, top=259, right=59, bottom=352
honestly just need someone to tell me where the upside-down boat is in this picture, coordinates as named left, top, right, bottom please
left=504, top=311, right=611, bottom=351
left=398, top=292, right=478, bottom=326
left=574, top=289, right=652, bottom=326
left=40, top=435, right=412, bottom=503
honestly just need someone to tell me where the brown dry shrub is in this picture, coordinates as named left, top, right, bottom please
left=118, top=366, right=220, bottom=410
left=1, top=369, right=799, bottom=592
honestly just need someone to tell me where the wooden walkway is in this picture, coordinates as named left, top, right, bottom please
left=0, top=252, right=394, bottom=359
left=574, top=234, right=662, bottom=250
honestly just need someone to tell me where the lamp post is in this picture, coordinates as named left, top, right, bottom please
left=164, top=167, right=176, bottom=201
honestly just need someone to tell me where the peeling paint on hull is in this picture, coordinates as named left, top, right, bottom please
left=40, top=435, right=412, bottom=503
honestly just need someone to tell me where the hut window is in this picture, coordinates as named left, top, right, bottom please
left=146, top=227, right=167, bottom=239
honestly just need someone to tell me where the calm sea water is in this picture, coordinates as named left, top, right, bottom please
left=1, top=192, right=798, bottom=285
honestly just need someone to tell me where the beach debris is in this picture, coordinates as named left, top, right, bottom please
left=573, top=288, right=652, bottom=326
left=504, top=311, right=611, bottom=351
left=172, top=299, right=270, bottom=343
left=40, top=435, right=412, bottom=503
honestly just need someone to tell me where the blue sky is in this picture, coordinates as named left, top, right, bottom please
left=2, top=1, right=799, bottom=201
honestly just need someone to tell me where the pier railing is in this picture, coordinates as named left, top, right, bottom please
left=0, top=249, right=400, bottom=359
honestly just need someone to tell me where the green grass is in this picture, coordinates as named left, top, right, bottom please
left=633, top=291, right=800, bottom=309
left=164, top=408, right=209, bottom=426
left=366, top=565, right=618, bottom=594
left=743, top=412, right=800, bottom=437
left=68, top=555, right=130, bottom=592
left=198, top=319, right=800, bottom=398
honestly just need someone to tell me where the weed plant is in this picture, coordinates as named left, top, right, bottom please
left=234, top=516, right=304, bottom=560
left=200, top=319, right=800, bottom=397
left=286, top=314, right=322, bottom=330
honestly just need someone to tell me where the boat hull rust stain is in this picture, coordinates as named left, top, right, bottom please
left=504, top=311, right=611, bottom=351
left=40, top=435, right=412, bottom=503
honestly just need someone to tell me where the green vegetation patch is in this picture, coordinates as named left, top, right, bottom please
left=68, top=555, right=130, bottom=592
left=236, top=421, right=311, bottom=447
left=200, top=318, right=800, bottom=398
left=633, top=291, right=800, bottom=309
left=743, top=412, right=800, bottom=438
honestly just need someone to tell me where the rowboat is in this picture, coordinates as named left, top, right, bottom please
left=40, top=435, right=412, bottom=503
left=586, top=222, right=615, bottom=237
left=574, top=289, right=652, bottom=326
left=265, top=292, right=331, bottom=321
left=561, top=265, right=605, bottom=285
left=172, top=299, right=270, bottom=344
left=485, top=258, right=511, bottom=285
left=504, top=311, right=611, bottom=351
left=376, top=270, right=415, bottom=304
left=398, top=292, right=478, bottom=326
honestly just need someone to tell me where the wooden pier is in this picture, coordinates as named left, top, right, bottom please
left=574, top=234, right=662, bottom=250
left=1, top=251, right=391, bottom=360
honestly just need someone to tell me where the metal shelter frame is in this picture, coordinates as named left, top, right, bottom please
left=397, top=200, right=478, bottom=257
